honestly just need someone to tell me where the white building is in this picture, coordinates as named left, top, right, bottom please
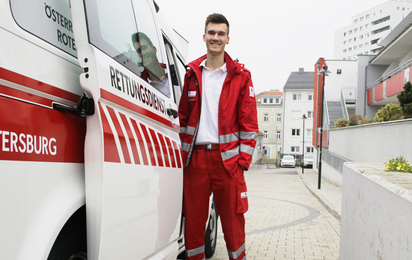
left=282, top=68, right=314, bottom=160
left=256, top=91, right=283, bottom=162
left=334, top=0, right=412, bottom=60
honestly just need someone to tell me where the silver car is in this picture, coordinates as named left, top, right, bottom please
left=281, top=155, right=296, bottom=168
left=303, top=154, right=314, bottom=168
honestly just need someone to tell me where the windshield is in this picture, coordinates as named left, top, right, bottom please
left=304, top=155, right=313, bottom=159
left=283, top=156, right=294, bottom=160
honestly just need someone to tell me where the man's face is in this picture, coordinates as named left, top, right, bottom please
left=203, top=22, right=229, bottom=56
left=133, top=38, right=157, bottom=67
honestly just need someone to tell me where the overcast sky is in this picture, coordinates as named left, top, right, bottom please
left=155, top=0, right=390, bottom=94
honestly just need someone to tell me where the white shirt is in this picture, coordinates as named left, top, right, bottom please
left=195, top=60, right=227, bottom=144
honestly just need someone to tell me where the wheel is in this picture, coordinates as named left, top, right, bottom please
left=47, top=206, right=87, bottom=260
left=204, top=199, right=219, bottom=258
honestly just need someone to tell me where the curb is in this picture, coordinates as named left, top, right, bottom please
left=297, top=170, right=341, bottom=221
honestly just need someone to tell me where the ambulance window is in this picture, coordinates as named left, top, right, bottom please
left=10, top=0, right=77, bottom=57
left=164, top=43, right=181, bottom=105
left=175, top=55, right=187, bottom=92
left=84, top=0, right=171, bottom=98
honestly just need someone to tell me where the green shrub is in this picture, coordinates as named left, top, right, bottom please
left=373, top=103, right=403, bottom=122
left=334, top=118, right=349, bottom=128
left=397, top=81, right=412, bottom=119
left=349, top=115, right=369, bottom=126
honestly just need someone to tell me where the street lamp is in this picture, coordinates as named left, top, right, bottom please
left=301, top=114, right=307, bottom=174
left=317, top=64, right=330, bottom=189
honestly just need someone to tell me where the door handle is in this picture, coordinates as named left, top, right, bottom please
left=167, top=108, right=178, bottom=119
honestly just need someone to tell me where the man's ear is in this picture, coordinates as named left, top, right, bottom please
left=203, top=34, right=206, bottom=42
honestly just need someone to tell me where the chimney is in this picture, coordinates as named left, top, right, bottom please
left=299, top=68, right=304, bottom=73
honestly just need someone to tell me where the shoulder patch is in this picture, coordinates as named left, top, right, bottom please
left=249, top=86, right=255, bottom=97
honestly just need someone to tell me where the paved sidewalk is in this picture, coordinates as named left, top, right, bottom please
left=297, top=168, right=342, bottom=220
left=208, top=164, right=342, bottom=260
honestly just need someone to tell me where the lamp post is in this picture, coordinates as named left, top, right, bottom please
left=301, top=113, right=307, bottom=174
left=317, top=64, right=330, bottom=189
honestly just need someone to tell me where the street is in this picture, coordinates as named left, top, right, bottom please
left=209, top=165, right=340, bottom=260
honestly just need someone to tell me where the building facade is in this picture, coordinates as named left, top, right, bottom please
left=256, top=91, right=283, bottom=162
left=282, top=69, right=314, bottom=160
left=334, top=0, right=412, bottom=60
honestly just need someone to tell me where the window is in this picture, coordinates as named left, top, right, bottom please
left=264, top=131, right=268, bottom=139
left=354, top=28, right=358, bottom=33
left=360, top=35, right=363, bottom=39
left=264, top=113, right=269, bottom=122
left=291, top=146, right=300, bottom=153
left=307, top=111, right=313, bottom=119
left=292, top=129, right=300, bottom=136
left=360, top=26, right=363, bottom=31
left=360, top=16, right=364, bottom=21
left=308, top=94, right=313, bottom=101
left=359, top=44, right=363, bottom=48
left=269, top=98, right=273, bottom=103
left=354, top=19, right=358, bottom=23
left=343, top=40, right=347, bottom=45
left=354, top=46, right=357, bottom=50
left=275, top=98, right=280, bottom=104
left=10, top=0, right=77, bottom=57
left=276, top=131, right=281, bottom=140
left=348, top=47, right=352, bottom=51
left=263, top=98, right=267, bottom=103
left=276, top=113, right=281, bottom=122
left=354, top=37, right=357, bottom=42
left=349, top=30, right=352, bottom=34
left=307, top=129, right=312, bottom=137
left=84, top=0, right=171, bottom=97
left=366, top=14, right=370, bottom=19
left=344, top=32, right=347, bottom=36
left=306, top=147, right=314, bottom=153
left=293, top=93, right=302, bottom=100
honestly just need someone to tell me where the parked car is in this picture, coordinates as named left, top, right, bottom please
left=303, top=154, right=314, bottom=168
left=280, top=155, right=296, bottom=168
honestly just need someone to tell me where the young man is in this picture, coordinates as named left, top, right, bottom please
left=178, top=13, right=258, bottom=260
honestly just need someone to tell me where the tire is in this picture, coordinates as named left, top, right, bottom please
left=47, top=206, right=87, bottom=260
left=204, top=199, right=219, bottom=258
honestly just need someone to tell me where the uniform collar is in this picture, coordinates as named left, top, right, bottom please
left=199, top=59, right=227, bottom=73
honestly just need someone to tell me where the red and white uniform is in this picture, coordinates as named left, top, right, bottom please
left=178, top=52, right=258, bottom=260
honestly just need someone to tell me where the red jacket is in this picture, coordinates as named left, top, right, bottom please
left=178, top=52, right=258, bottom=176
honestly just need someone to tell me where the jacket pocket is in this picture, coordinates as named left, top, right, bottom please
left=236, top=178, right=249, bottom=214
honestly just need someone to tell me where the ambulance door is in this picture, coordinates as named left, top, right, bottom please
left=71, top=0, right=183, bottom=259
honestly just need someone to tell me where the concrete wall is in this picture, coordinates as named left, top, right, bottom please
left=329, top=119, right=412, bottom=163
left=340, top=162, right=412, bottom=260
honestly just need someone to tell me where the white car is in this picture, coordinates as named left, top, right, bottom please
left=281, top=155, right=296, bottom=168
left=303, top=154, right=314, bottom=168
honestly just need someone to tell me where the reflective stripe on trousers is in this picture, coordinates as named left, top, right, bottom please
left=187, top=245, right=205, bottom=258
left=228, top=243, right=246, bottom=259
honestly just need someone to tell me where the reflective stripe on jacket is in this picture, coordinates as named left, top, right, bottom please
left=178, top=52, right=258, bottom=176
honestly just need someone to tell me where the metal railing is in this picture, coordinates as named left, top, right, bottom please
left=367, top=57, right=412, bottom=90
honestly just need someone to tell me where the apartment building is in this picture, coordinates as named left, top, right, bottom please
left=282, top=69, right=314, bottom=160
left=256, top=91, right=283, bottom=162
left=334, top=0, right=412, bottom=60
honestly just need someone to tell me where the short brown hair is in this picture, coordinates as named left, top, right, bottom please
left=205, top=13, right=229, bottom=35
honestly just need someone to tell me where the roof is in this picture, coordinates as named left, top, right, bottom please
left=283, top=71, right=314, bottom=90
left=256, top=91, right=283, bottom=98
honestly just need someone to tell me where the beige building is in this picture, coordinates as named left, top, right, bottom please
left=256, top=91, right=283, bottom=163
